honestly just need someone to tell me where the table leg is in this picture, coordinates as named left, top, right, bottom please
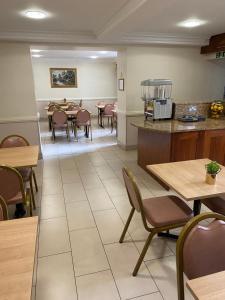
left=193, top=200, right=202, bottom=216
left=99, top=109, right=104, bottom=128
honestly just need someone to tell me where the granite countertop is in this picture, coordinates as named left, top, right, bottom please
left=131, top=118, right=225, bottom=133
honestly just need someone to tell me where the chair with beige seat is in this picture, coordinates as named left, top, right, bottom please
left=119, top=167, right=193, bottom=276
left=0, top=195, right=9, bottom=220
left=0, top=135, right=38, bottom=210
left=73, top=109, right=92, bottom=141
left=176, top=212, right=225, bottom=300
left=0, top=165, right=33, bottom=217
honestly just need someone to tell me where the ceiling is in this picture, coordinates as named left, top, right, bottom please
left=1, top=0, right=225, bottom=46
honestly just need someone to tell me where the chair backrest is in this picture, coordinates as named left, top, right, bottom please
left=76, top=109, right=91, bottom=125
left=176, top=212, right=225, bottom=300
left=67, top=104, right=80, bottom=111
left=48, top=104, right=60, bottom=112
left=122, top=168, right=144, bottom=213
left=52, top=110, right=67, bottom=125
left=0, top=135, right=29, bottom=148
left=0, top=195, right=8, bottom=221
left=0, top=165, right=25, bottom=203
left=104, top=104, right=114, bottom=115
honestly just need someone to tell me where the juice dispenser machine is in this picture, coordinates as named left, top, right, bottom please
left=141, top=79, right=173, bottom=120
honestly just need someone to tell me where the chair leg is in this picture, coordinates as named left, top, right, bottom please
left=133, top=231, right=155, bottom=276
left=66, top=126, right=70, bottom=141
left=90, top=125, right=92, bottom=141
left=29, top=176, right=36, bottom=210
left=32, top=170, right=38, bottom=192
left=119, top=208, right=135, bottom=243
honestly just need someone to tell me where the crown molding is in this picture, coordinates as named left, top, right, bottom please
left=0, top=30, right=96, bottom=43
left=121, top=32, right=209, bottom=46
left=0, top=30, right=209, bottom=46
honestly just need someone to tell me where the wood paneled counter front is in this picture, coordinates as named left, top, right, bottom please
left=132, top=118, right=225, bottom=170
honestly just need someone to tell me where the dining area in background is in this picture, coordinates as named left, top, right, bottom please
left=45, top=99, right=93, bottom=142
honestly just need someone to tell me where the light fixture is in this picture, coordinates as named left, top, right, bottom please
left=31, top=49, right=42, bottom=53
left=90, top=56, right=98, bottom=59
left=178, top=18, right=207, bottom=28
left=25, top=10, right=47, bottom=19
left=99, top=51, right=108, bottom=54
left=32, top=54, right=42, bottom=58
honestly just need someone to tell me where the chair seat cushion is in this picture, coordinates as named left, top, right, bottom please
left=6, top=192, right=23, bottom=205
left=143, top=195, right=193, bottom=227
left=202, top=195, right=225, bottom=215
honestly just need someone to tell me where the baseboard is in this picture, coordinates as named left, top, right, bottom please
left=117, top=141, right=137, bottom=150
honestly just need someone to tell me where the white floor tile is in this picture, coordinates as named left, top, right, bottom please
left=41, top=194, right=66, bottom=219
left=80, top=173, right=103, bottom=190
left=93, top=209, right=130, bottom=244
left=86, top=188, right=114, bottom=211
left=38, top=217, right=70, bottom=257
left=105, top=242, right=158, bottom=300
left=36, top=253, right=77, bottom=300
left=102, top=178, right=127, bottom=197
left=66, top=201, right=95, bottom=231
left=70, top=228, right=109, bottom=276
left=63, top=182, right=87, bottom=202
left=76, top=270, right=120, bottom=300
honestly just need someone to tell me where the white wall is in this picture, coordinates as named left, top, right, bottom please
left=32, top=58, right=117, bottom=117
left=126, top=46, right=225, bottom=112
left=116, top=45, right=225, bottom=148
left=0, top=42, right=41, bottom=151
left=32, top=58, right=117, bottom=100
left=0, top=43, right=37, bottom=120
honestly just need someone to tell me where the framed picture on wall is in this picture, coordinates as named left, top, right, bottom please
left=50, top=68, right=77, bottom=88
left=118, top=78, right=124, bottom=91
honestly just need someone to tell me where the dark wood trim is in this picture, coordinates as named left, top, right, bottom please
left=201, top=33, right=225, bottom=54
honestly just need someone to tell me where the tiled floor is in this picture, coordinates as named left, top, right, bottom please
left=30, top=119, right=198, bottom=300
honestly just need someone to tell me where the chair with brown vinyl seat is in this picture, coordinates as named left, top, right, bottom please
left=0, top=135, right=38, bottom=210
left=201, top=194, right=225, bottom=215
left=51, top=109, right=70, bottom=141
left=176, top=212, right=225, bottom=300
left=0, top=165, right=33, bottom=217
left=102, top=104, right=114, bottom=128
left=73, top=109, right=92, bottom=141
left=120, top=167, right=193, bottom=276
left=0, top=195, right=9, bottom=220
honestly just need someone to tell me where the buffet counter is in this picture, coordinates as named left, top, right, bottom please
left=131, top=118, right=225, bottom=170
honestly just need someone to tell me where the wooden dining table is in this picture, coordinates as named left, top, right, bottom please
left=187, top=270, right=225, bottom=300
left=0, top=216, right=38, bottom=300
left=0, top=145, right=39, bottom=168
left=147, top=158, right=225, bottom=216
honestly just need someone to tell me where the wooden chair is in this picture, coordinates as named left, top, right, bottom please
left=0, top=165, right=33, bottom=217
left=120, top=167, right=193, bottom=276
left=73, top=109, right=92, bottom=141
left=0, top=195, right=9, bottom=220
left=176, top=212, right=225, bottom=300
left=0, top=135, right=38, bottom=210
left=52, top=109, right=70, bottom=141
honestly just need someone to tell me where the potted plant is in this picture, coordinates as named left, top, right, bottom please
left=205, top=161, right=221, bottom=185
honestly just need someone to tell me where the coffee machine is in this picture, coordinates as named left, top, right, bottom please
left=141, top=79, right=173, bottom=120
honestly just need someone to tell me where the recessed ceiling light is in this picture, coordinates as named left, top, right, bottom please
left=31, top=49, right=42, bottom=53
left=32, top=54, right=42, bottom=58
left=99, top=51, right=108, bottom=54
left=178, top=18, right=207, bottom=28
left=25, top=10, right=47, bottom=19
left=90, top=56, right=98, bottom=59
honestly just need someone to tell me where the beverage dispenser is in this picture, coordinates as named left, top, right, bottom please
left=141, top=79, right=173, bottom=120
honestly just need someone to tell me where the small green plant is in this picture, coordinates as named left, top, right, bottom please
left=205, top=161, right=221, bottom=175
